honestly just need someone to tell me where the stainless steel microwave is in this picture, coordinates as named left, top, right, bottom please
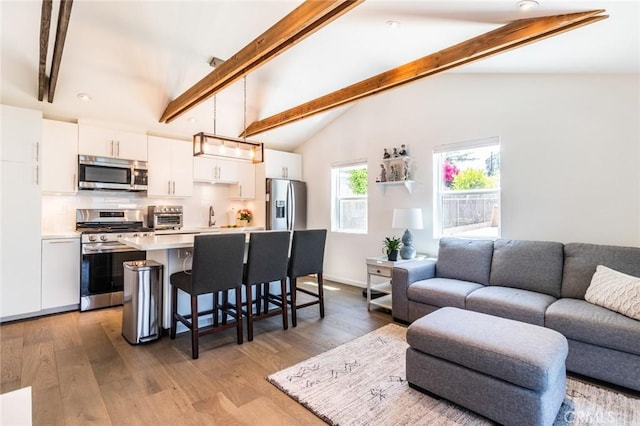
left=78, top=155, right=148, bottom=191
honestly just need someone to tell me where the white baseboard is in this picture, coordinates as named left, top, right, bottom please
left=324, top=274, right=365, bottom=289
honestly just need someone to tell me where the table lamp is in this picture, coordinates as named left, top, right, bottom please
left=392, top=208, right=423, bottom=259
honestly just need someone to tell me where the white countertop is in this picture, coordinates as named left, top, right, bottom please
left=119, top=227, right=263, bottom=250
left=41, top=232, right=80, bottom=239
left=153, top=226, right=264, bottom=235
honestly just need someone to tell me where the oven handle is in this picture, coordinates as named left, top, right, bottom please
left=82, top=243, right=139, bottom=254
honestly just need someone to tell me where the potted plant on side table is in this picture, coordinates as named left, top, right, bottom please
left=383, top=236, right=402, bottom=261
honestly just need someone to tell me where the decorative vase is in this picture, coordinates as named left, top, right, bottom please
left=387, top=249, right=399, bottom=261
left=236, top=219, right=249, bottom=227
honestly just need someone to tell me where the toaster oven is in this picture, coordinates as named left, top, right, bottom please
left=148, top=205, right=183, bottom=230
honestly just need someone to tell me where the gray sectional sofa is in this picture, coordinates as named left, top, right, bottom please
left=392, top=237, right=640, bottom=392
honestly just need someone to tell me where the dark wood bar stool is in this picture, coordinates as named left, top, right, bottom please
left=243, top=231, right=291, bottom=341
left=286, top=229, right=327, bottom=327
left=169, top=233, right=245, bottom=359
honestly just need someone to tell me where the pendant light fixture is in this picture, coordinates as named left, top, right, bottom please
left=193, top=68, right=263, bottom=162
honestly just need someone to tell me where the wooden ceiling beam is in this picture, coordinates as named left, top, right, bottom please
left=159, top=0, right=364, bottom=124
left=241, top=10, right=607, bottom=137
left=38, top=0, right=52, bottom=102
left=47, top=0, right=73, bottom=103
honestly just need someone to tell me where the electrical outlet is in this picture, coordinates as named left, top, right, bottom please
left=178, top=249, right=192, bottom=259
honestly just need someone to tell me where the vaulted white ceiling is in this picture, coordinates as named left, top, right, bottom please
left=1, top=1, right=638, bottom=151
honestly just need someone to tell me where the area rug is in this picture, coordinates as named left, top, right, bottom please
left=267, top=324, right=639, bottom=425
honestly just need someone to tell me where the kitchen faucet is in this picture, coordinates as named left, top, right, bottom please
left=208, top=206, right=216, bottom=227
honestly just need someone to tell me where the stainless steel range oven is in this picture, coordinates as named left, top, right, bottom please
left=76, top=209, right=154, bottom=311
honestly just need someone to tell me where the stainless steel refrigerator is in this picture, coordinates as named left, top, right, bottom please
left=266, top=178, right=307, bottom=230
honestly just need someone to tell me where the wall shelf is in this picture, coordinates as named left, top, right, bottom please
left=375, top=180, right=415, bottom=193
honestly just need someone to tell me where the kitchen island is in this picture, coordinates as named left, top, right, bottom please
left=118, top=227, right=263, bottom=330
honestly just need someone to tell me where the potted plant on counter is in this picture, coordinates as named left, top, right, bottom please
left=382, top=236, right=402, bottom=261
left=236, top=208, right=253, bottom=226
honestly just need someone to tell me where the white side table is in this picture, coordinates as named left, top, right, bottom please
left=366, top=255, right=426, bottom=312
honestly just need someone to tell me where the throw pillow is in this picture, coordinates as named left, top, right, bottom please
left=585, top=265, right=640, bottom=321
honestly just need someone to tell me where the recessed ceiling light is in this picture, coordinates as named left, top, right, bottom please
left=517, top=0, right=539, bottom=11
left=77, top=93, right=92, bottom=101
left=188, top=117, right=197, bottom=123
left=386, top=20, right=399, bottom=29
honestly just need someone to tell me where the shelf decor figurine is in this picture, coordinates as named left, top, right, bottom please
left=392, top=147, right=399, bottom=157
left=383, top=148, right=390, bottom=159
left=392, top=208, right=424, bottom=259
left=382, top=236, right=401, bottom=261
left=379, top=164, right=387, bottom=182
left=399, top=144, right=408, bottom=156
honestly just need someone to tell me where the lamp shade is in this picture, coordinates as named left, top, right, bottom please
left=392, top=208, right=423, bottom=230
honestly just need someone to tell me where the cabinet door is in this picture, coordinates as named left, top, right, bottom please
left=264, top=148, right=286, bottom=178
left=229, top=162, right=255, bottom=199
left=284, top=152, right=303, bottom=180
left=1, top=106, right=42, bottom=319
left=264, top=149, right=302, bottom=180
left=171, top=139, right=194, bottom=197
left=216, top=158, right=238, bottom=183
left=42, top=119, right=78, bottom=194
left=78, top=125, right=147, bottom=160
left=193, top=157, right=238, bottom=183
left=193, top=156, right=215, bottom=182
left=78, top=124, right=116, bottom=157
left=147, top=136, right=174, bottom=196
left=41, top=238, right=80, bottom=309
left=116, top=130, right=148, bottom=161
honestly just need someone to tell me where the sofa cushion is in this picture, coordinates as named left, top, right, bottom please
left=465, top=286, right=557, bottom=326
left=562, top=243, right=640, bottom=299
left=585, top=265, right=640, bottom=321
left=545, top=298, right=640, bottom=356
left=436, top=237, right=494, bottom=285
left=407, top=278, right=483, bottom=309
left=489, top=239, right=564, bottom=298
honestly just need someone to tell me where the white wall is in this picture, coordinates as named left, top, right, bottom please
left=297, top=74, right=640, bottom=287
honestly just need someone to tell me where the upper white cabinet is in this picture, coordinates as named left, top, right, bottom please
left=193, top=156, right=239, bottom=184
left=264, top=148, right=302, bottom=180
left=229, top=161, right=256, bottom=199
left=42, top=119, right=78, bottom=194
left=41, top=237, right=80, bottom=310
left=78, top=124, right=147, bottom=161
left=147, top=136, right=193, bottom=197
left=1, top=105, right=42, bottom=320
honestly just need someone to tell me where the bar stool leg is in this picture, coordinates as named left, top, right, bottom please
left=246, top=284, right=254, bottom=342
left=290, top=277, right=298, bottom=327
left=280, top=278, right=288, bottom=330
left=170, top=285, right=178, bottom=339
left=191, top=295, right=199, bottom=359
left=318, top=273, right=325, bottom=318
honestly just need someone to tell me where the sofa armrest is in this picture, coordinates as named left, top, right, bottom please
left=392, top=259, right=436, bottom=323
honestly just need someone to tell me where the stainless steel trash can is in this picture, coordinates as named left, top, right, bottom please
left=122, top=260, right=163, bottom=344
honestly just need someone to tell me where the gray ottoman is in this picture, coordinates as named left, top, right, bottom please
left=406, top=307, right=568, bottom=426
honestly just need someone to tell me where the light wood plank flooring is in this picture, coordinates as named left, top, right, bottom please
left=1, top=281, right=392, bottom=425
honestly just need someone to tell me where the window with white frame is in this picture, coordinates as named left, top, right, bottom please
left=331, top=162, right=368, bottom=233
left=433, top=137, right=500, bottom=239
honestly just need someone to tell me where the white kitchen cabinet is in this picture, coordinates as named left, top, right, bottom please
left=41, top=237, right=80, bottom=310
left=193, top=156, right=239, bottom=183
left=264, top=148, right=302, bottom=180
left=1, top=105, right=42, bottom=320
left=42, top=119, right=78, bottom=193
left=147, top=136, right=193, bottom=197
left=78, top=124, right=148, bottom=161
left=229, top=161, right=256, bottom=199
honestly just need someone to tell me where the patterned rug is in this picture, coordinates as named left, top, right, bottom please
left=267, top=324, right=640, bottom=425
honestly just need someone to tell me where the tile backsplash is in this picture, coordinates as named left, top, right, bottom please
left=42, top=183, right=259, bottom=233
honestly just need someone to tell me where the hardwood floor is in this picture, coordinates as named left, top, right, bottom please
left=1, top=281, right=392, bottom=425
